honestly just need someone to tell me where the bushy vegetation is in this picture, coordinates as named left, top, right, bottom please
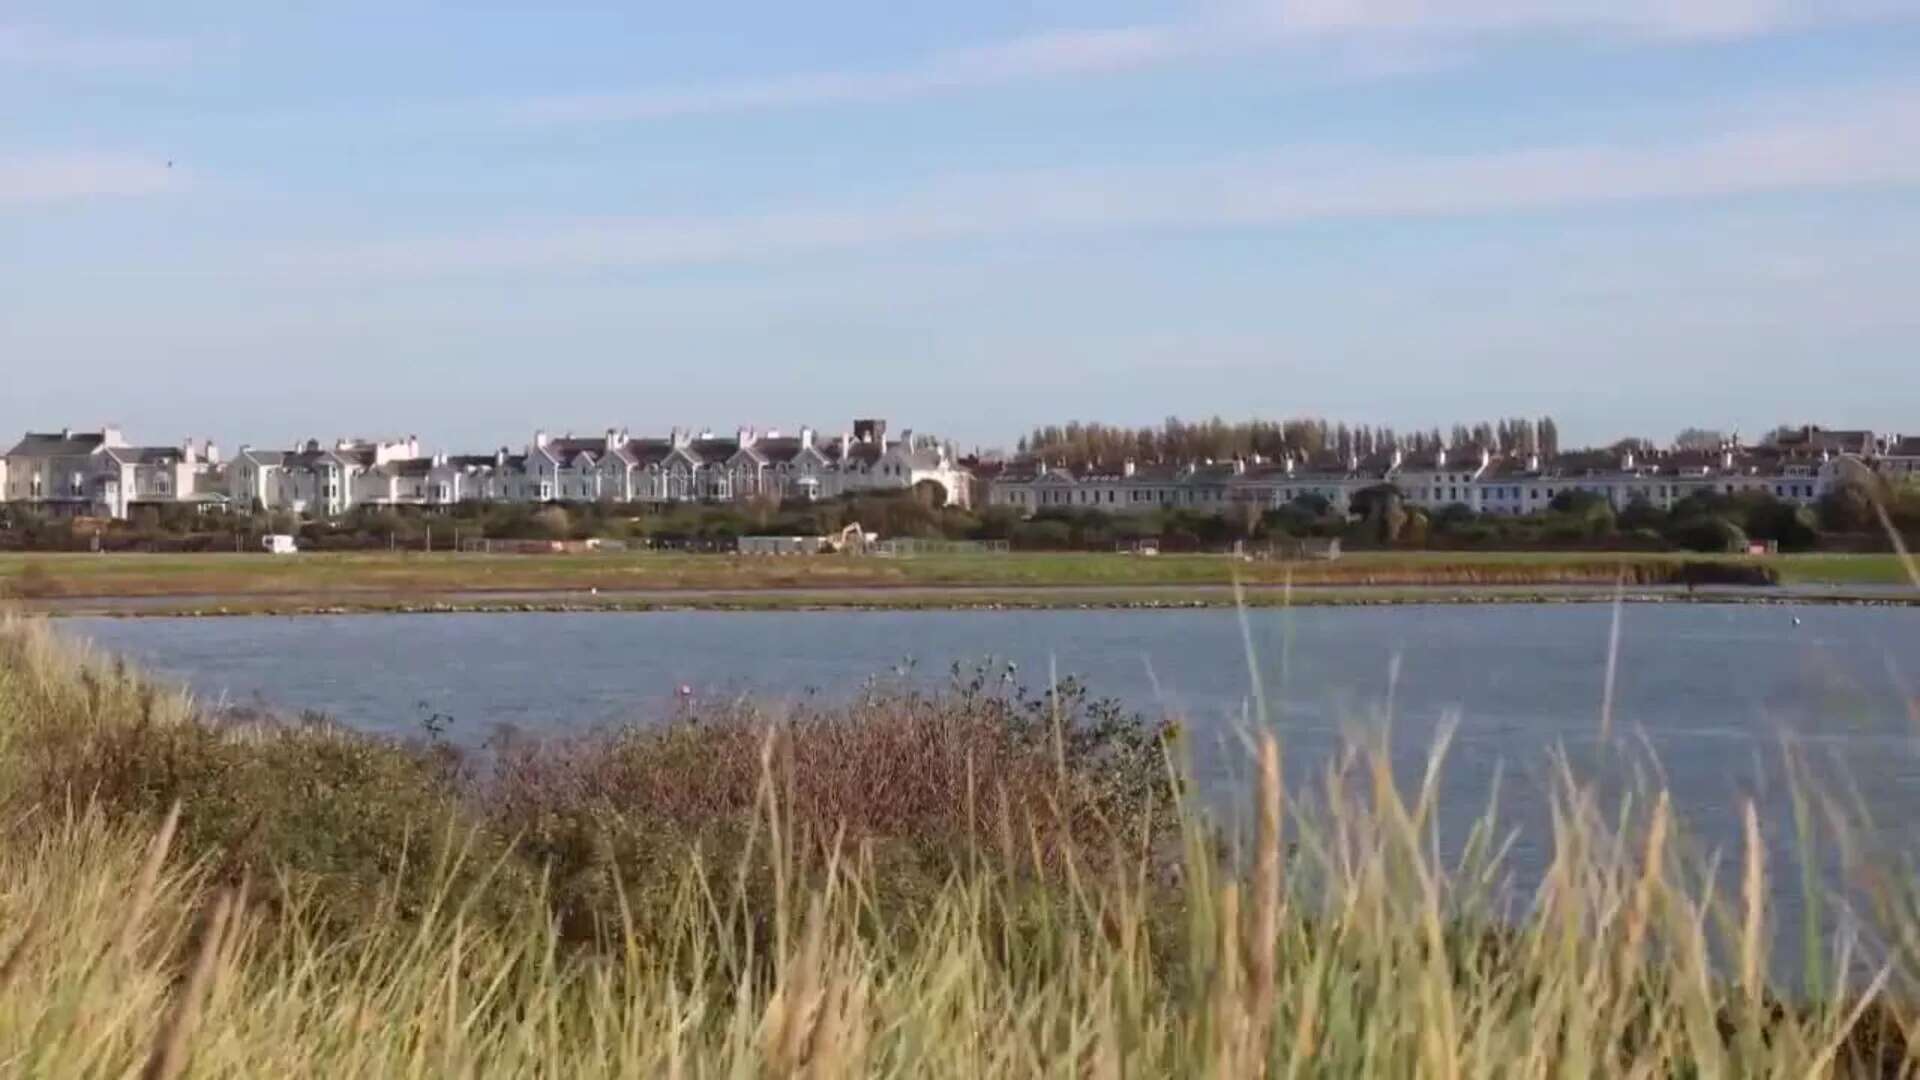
left=2, top=618, right=1918, bottom=1074
left=0, top=621, right=1171, bottom=944
left=992, top=481, right=1913, bottom=556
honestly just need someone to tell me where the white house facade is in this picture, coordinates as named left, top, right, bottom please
left=6, top=428, right=224, bottom=519
left=987, top=438, right=1862, bottom=522
left=215, top=418, right=972, bottom=515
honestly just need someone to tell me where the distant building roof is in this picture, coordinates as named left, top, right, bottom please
left=444, top=454, right=502, bottom=469
left=755, top=437, right=805, bottom=464
left=542, top=437, right=603, bottom=467
left=1551, top=450, right=1618, bottom=475
left=6, top=432, right=109, bottom=458
left=102, top=446, right=185, bottom=467
left=1776, top=426, right=1875, bottom=455
left=622, top=438, right=673, bottom=466
left=1480, top=455, right=1543, bottom=479
left=688, top=437, right=740, bottom=461
left=387, top=457, right=435, bottom=478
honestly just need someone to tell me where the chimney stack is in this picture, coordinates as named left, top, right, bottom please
left=800, top=425, right=815, bottom=449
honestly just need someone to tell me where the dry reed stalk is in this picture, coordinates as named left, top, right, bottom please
left=1250, top=735, right=1284, bottom=1055
left=141, top=886, right=234, bottom=1080
left=116, top=800, right=181, bottom=962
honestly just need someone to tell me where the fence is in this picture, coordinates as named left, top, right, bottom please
left=1247, top=538, right=1342, bottom=561
left=868, top=538, right=1010, bottom=558
left=458, top=538, right=630, bottom=554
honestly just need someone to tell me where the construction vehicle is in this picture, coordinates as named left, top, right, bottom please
left=827, top=523, right=877, bottom=554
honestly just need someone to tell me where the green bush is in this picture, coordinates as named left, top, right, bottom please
left=1671, top=515, right=1749, bottom=554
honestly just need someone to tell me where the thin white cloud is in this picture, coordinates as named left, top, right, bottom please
left=502, top=0, right=1910, bottom=124
left=293, top=87, right=1920, bottom=278
left=0, top=153, right=185, bottom=204
left=0, top=23, right=189, bottom=71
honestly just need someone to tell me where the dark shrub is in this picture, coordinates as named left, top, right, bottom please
left=1671, top=516, right=1748, bottom=554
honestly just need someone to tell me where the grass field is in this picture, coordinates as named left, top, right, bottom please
left=2, top=549, right=1907, bottom=605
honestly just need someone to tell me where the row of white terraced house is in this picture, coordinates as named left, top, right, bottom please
left=225, top=419, right=973, bottom=516
left=2, top=428, right=228, bottom=519
left=987, top=432, right=1911, bottom=520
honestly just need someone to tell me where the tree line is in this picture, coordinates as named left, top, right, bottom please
left=1016, top=416, right=1562, bottom=470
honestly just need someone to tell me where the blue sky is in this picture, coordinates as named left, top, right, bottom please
left=4, top=1, right=1919, bottom=454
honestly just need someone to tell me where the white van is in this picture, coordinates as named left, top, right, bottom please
left=262, top=534, right=298, bottom=555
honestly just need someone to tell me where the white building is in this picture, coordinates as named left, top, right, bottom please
left=233, top=436, right=420, bottom=516
left=1878, top=436, right=1920, bottom=479
left=1394, top=445, right=1489, bottom=511
left=987, top=438, right=1855, bottom=523
left=990, top=451, right=1391, bottom=518
left=428, top=452, right=517, bottom=505
left=5, top=428, right=223, bottom=519
left=224, top=419, right=971, bottom=516
left=4, top=428, right=126, bottom=515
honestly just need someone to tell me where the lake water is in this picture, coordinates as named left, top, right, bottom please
left=61, top=605, right=1920, bottom=953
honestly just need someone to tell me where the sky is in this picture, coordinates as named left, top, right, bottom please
left=4, top=0, right=1919, bottom=455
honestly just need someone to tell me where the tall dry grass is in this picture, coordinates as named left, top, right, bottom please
left=0, top=615, right=1917, bottom=1076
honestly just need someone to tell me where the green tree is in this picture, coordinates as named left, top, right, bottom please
left=1617, top=497, right=1664, bottom=533
left=1745, top=498, right=1818, bottom=552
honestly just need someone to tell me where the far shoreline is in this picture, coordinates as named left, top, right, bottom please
left=18, top=583, right=1919, bottom=618
left=3, top=549, right=1911, bottom=617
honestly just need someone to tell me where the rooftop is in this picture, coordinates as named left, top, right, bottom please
left=6, top=432, right=111, bottom=458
